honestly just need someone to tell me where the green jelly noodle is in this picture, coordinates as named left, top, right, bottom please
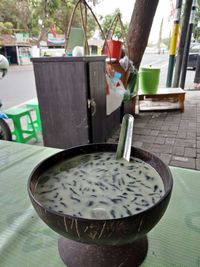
left=35, top=152, right=164, bottom=219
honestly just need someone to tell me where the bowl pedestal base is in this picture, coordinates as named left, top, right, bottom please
left=58, top=235, right=148, bottom=267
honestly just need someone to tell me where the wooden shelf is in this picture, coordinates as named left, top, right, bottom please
left=138, top=87, right=185, bottom=112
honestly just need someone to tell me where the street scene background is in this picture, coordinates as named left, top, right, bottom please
left=0, top=52, right=195, bottom=110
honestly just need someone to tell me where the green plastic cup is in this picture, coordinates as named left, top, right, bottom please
left=139, top=66, right=160, bottom=94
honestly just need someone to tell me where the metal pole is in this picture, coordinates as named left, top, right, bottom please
left=194, top=55, right=200, bottom=85
left=166, top=0, right=183, bottom=87
left=157, top=18, right=163, bottom=54
left=173, top=0, right=193, bottom=87
left=180, top=0, right=196, bottom=89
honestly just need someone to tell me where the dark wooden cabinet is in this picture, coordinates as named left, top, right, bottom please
left=32, top=56, right=120, bottom=149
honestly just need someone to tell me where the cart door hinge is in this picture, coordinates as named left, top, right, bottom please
left=87, top=99, right=96, bottom=116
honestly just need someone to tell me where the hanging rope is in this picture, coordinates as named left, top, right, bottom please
left=103, top=13, right=129, bottom=57
left=79, top=1, right=89, bottom=54
left=65, top=0, right=80, bottom=52
left=65, top=0, right=109, bottom=55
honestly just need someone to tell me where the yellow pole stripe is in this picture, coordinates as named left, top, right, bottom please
left=169, top=23, right=180, bottom=55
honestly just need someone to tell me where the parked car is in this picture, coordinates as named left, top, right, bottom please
left=187, top=43, right=200, bottom=70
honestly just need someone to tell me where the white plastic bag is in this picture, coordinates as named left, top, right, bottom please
left=72, top=46, right=84, bottom=56
left=106, top=75, right=126, bottom=115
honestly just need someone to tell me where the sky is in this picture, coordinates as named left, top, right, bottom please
left=93, top=0, right=176, bottom=44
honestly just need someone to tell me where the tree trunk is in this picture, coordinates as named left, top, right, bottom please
left=127, top=0, right=159, bottom=69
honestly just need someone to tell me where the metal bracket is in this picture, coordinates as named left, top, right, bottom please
left=87, top=99, right=96, bottom=116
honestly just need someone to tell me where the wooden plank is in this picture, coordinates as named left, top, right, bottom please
left=32, top=56, right=106, bottom=63
left=138, top=87, right=185, bottom=96
left=138, top=87, right=185, bottom=112
left=139, top=100, right=181, bottom=111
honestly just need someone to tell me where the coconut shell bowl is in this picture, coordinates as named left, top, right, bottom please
left=28, top=143, right=173, bottom=267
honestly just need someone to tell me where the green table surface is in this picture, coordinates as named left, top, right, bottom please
left=0, top=141, right=200, bottom=267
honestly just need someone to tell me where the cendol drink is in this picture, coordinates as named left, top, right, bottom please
left=35, top=152, right=164, bottom=219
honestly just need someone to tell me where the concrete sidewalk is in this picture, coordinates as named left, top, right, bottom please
left=108, top=90, right=200, bottom=170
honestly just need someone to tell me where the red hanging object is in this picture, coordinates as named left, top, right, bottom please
left=106, top=40, right=123, bottom=60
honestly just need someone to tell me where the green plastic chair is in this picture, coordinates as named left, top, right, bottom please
left=5, top=107, right=38, bottom=143
left=25, top=98, right=42, bottom=133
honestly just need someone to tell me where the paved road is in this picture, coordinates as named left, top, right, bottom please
left=1, top=65, right=36, bottom=109
left=0, top=53, right=195, bottom=109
